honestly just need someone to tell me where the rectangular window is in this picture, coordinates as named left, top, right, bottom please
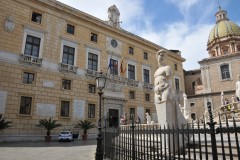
left=88, top=53, right=98, bottom=71
left=23, top=72, right=34, bottom=84
left=62, top=45, right=75, bottom=65
left=89, top=84, right=96, bottom=93
left=175, top=78, right=180, bottom=91
left=19, top=96, right=32, bottom=115
left=88, top=104, right=95, bottom=118
left=31, top=11, right=42, bottom=24
left=128, top=64, right=135, bottom=80
left=129, top=47, right=134, bottom=55
left=91, top=33, right=97, bottom=42
left=143, top=69, right=150, bottom=83
left=130, top=108, right=135, bottom=117
left=67, top=24, right=75, bottom=35
left=109, top=59, right=118, bottom=75
left=61, top=101, right=70, bottom=117
left=144, top=52, right=148, bottom=60
left=145, top=94, right=150, bottom=101
left=24, top=35, right=41, bottom=57
left=190, top=103, right=195, bottom=107
left=62, top=79, right=71, bottom=90
left=220, top=64, right=230, bottom=79
left=174, top=64, right=178, bottom=70
left=129, top=91, right=135, bottom=99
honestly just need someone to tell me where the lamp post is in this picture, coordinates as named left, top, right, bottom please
left=95, top=71, right=106, bottom=160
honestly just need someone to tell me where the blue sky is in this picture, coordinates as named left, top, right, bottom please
left=58, top=0, right=240, bottom=70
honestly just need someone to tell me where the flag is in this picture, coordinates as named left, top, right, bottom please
left=120, top=59, right=126, bottom=74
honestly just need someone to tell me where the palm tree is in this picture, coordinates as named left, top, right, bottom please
left=0, top=114, right=13, bottom=131
left=36, top=117, right=62, bottom=136
left=75, top=120, right=95, bottom=140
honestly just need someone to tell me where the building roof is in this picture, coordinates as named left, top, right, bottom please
left=207, top=8, right=240, bottom=45
left=208, top=21, right=240, bottom=44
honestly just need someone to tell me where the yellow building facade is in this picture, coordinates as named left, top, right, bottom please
left=0, top=0, right=185, bottom=141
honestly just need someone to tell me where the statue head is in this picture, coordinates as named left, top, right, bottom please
left=156, top=49, right=167, bottom=65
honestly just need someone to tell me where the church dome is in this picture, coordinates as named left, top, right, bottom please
left=208, top=20, right=240, bottom=44
left=207, top=6, right=240, bottom=57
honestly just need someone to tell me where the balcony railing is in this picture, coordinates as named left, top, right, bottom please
left=85, top=69, right=100, bottom=77
left=143, top=82, right=153, bottom=90
left=59, top=63, right=78, bottom=73
left=106, top=74, right=127, bottom=84
left=19, top=54, right=42, bottom=66
left=127, top=79, right=139, bottom=87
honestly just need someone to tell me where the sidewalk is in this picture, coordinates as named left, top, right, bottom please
left=0, top=140, right=97, bottom=160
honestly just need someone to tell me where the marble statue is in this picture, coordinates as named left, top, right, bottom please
left=236, top=75, right=240, bottom=101
left=146, top=112, right=151, bottom=124
left=154, top=49, right=172, bottom=104
left=183, top=93, right=189, bottom=119
left=221, top=91, right=225, bottom=106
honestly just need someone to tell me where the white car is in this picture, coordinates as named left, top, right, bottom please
left=58, top=131, right=74, bottom=142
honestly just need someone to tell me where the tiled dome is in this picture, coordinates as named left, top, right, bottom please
left=208, top=20, right=240, bottom=44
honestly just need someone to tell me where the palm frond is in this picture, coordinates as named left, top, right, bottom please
left=36, top=117, right=62, bottom=136
left=0, top=114, right=13, bottom=131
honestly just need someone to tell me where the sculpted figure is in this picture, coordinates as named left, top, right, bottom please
left=236, top=75, right=240, bottom=101
left=221, top=91, right=225, bottom=106
left=146, top=112, right=151, bottom=124
left=183, top=93, right=189, bottom=118
left=154, top=49, right=172, bottom=103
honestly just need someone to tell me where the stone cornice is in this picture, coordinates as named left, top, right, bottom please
left=187, top=90, right=235, bottom=99
left=198, top=52, right=240, bottom=64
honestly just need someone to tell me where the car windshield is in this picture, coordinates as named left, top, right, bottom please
left=60, top=131, right=70, bottom=134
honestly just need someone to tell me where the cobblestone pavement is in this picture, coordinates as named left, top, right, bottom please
left=0, top=140, right=97, bottom=160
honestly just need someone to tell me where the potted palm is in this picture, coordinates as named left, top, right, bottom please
left=36, top=117, right=62, bottom=142
left=75, top=120, right=95, bottom=140
left=0, top=114, right=13, bottom=131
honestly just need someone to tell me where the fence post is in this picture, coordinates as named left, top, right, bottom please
left=207, top=102, right=218, bottom=160
left=131, top=114, right=135, bottom=160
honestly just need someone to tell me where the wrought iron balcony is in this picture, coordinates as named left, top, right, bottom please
left=19, top=54, right=42, bottom=66
left=59, top=63, right=78, bottom=73
left=127, top=79, right=139, bottom=87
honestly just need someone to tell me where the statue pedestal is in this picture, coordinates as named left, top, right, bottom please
left=155, top=101, right=176, bottom=127
left=155, top=100, right=186, bottom=155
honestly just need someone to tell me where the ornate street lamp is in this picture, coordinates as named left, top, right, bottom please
left=95, top=71, right=106, bottom=160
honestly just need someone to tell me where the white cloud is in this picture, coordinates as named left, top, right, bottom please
left=166, top=0, right=200, bottom=15
left=57, top=0, right=143, bottom=23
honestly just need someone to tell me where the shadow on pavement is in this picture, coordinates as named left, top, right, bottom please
left=0, top=139, right=97, bottom=147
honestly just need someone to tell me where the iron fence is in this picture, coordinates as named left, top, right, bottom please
left=103, top=107, right=240, bottom=160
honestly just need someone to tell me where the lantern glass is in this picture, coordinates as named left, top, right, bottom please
left=96, top=72, right=106, bottom=92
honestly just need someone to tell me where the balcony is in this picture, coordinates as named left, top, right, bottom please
left=127, top=79, right=139, bottom=87
left=143, top=82, right=154, bottom=90
left=59, top=63, right=78, bottom=73
left=106, top=74, right=127, bottom=84
left=85, top=69, right=100, bottom=77
left=19, top=54, right=42, bottom=66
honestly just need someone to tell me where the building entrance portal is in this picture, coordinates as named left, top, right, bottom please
left=109, top=109, right=119, bottom=127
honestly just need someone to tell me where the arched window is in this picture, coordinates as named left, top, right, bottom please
left=191, top=113, right=196, bottom=120
left=192, top=81, right=195, bottom=90
left=222, top=46, right=229, bottom=55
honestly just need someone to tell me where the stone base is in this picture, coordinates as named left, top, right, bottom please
left=155, top=100, right=187, bottom=153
